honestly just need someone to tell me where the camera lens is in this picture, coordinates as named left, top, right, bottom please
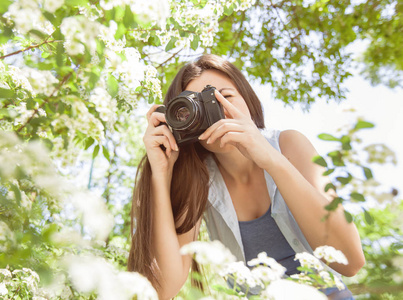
left=165, top=93, right=202, bottom=131
left=175, top=107, right=191, bottom=122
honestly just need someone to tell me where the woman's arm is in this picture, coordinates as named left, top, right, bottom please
left=143, top=105, right=202, bottom=299
left=268, top=129, right=365, bottom=276
left=151, top=171, right=202, bottom=300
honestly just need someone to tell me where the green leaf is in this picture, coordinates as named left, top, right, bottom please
left=107, top=74, right=119, bottom=98
left=165, top=37, right=177, bottom=52
left=363, top=167, right=373, bottom=180
left=354, top=120, right=374, bottom=130
left=56, top=42, right=64, bottom=67
left=324, top=182, right=336, bottom=192
left=344, top=210, right=353, bottom=223
left=41, top=52, right=50, bottom=58
left=325, top=197, right=343, bottom=211
left=92, top=144, right=100, bottom=159
left=363, top=209, right=374, bottom=225
left=102, top=145, right=110, bottom=161
left=65, top=0, right=87, bottom=6
left=123, top=5, right=135, bottom=28
left=318, top=133, right=339, bottom=141
left=148, top=95, right=154, bottom=104
left=191, top=36, right=200, bottom=51
left=84, top=137, right=95, bottom=150
left=0, top=0, right=12, bottom=14
left=323, top=168, right=334, bottom=176
left=312, top=155, right=327, bottom=167
left=336, top=173, right=352, bottom=185
left=341, top=135, right=352, bottom=150
left=10, top=183, right=22, bottom=205
left=0, top=87, right=15, bottom=98
left=350, top=192, right=365, bottom=202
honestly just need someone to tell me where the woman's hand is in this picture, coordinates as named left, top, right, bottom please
left=198, top=90, right=272, bottom=169
left=144, top=105, right=179, bottom=175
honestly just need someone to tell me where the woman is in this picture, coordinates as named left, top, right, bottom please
left=128, top=54, right=365, bottom=299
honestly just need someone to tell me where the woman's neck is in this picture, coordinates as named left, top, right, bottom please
left=213, top=151, right=259, bottom=185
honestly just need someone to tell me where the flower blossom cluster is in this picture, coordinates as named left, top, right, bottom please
left=313, top=246, right=348, bottom=265
left=100, top=0, right=169, bottom=27
left=180, top=240, right=236, bottom=268
left=89, top=85, right=118, bottom=125
left=3, top=65, right=33, bottom=96
left=0, top=267, right=42, bottom=298
left=23, top=67, right=59, bottom=97
left=4, top=0, right=55, bottom=35
left=66, top=255, right=158, bottom=300
left=219, top=261, right=262, bottom=288
left=60, top=16, right=100, bottom=56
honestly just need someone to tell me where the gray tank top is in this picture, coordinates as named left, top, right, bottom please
left=239, top=205, right=300, bottom=276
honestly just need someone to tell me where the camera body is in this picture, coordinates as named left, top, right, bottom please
left=155, top=85, right=225, bottom=146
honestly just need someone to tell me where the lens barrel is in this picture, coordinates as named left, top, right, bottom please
left=165, top=93, right=202, bottom=131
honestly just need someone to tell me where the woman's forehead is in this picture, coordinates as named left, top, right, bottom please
left=185, top=69, right=235, bottom=92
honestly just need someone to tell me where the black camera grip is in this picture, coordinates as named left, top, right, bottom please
left=154, top=105, right=168, bottom=151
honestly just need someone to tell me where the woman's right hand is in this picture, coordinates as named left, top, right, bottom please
left=144, top=105, right=180, bottom=175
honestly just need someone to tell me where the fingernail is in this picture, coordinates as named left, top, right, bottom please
left=206, top=138, right=211, bottom=144
left=175, top=145, right=179, bottom=151
left=198, top=134, right=204, bottom=140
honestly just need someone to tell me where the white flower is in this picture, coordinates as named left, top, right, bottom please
left=261, top=279, right=327, bottom=300
left=63, top=40, right=85, bottom=56
left=67, top=255, right=158, bottom=300
left=313, top=246, right=348, bottom=265
left=69, top=190, right=114, bottom=241
left=295, top=252, right=323, bottom=271
left=251, top=265, right=283, bottom=284
left=219, top=261, right=261, bottom=288
left=0, top=269, right=12, bottom=278
left=180, top=240, right=236, bottom=267
left=43, top=0, right=64, bottom=13
left=0, top=282, right=8, bottom=296
left=248, top=252, right=287, bottom=279
left=23, top=67, right=59, bottom=97
left=334, top=276, right=345, bottom=291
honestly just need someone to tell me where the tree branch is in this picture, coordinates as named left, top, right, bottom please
left=0, top=39, right=62, bottom=60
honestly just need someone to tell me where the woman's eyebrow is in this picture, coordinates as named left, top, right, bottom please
left=218, top=87, right=236, bottom=93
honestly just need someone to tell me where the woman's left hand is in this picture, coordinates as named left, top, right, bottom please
left=198, top=90, right=272, bottom=169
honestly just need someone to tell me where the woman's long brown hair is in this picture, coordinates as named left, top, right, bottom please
left=128, top=54, right=265, bottom=291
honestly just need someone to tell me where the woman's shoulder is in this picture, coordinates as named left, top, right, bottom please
left=277, top=129, right=319, bottom=166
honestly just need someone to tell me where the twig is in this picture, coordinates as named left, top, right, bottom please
left=16, top=71, right=73, bottom=133
left=0, top=39, right=62, bottom=60
left=157, top=48, right=183, bottom=69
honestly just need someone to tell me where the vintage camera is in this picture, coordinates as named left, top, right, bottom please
left=155, top=85, right=225, bottom=146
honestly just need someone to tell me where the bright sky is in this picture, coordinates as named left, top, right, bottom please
left=254, top=72, right=403, bottom=199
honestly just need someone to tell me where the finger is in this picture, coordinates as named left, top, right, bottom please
left=146, top=104, right=164, bottom=121
left=153, top=136, right=172, bottom=158
left=219, top=131, right=244, bottom=148
left=198, top=119, right=239, bottom=141
left=206, top=122, right=244, bottom=145
left=214, top=90, right=242, bottom=119
left=153, top=124, right=179, bottom=151
left=148, top=110, right=167, bottom=127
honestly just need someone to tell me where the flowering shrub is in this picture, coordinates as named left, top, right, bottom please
left=181, top=240, right=348, bottom=299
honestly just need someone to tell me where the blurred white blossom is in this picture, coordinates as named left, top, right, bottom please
left=69, top=190, right=114, bottom=241
left=261, top=279, right=327, bottom=300
left=67, top=255, right=157, bottom=300
left=313, top=246, right=348, bottom=265
left=294, top=252, right=323, bottom=271
left=5, top=0, right=54, bottom=35
left=180, top=240, right=236, bottom=268
left=60, top=16, right=100, bottom=56
left=43, top=0, right=64, bottom=13
left=23, top=67, right=59, bottom=97
left=0, top=282, right=8, bottom=296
